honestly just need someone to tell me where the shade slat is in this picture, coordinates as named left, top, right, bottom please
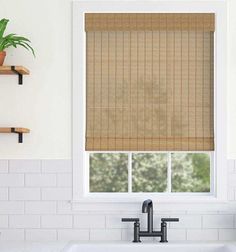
left=85, top=13, right=215, bottom=31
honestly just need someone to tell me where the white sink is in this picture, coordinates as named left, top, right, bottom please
left=62, top=242, right=236, bottom=252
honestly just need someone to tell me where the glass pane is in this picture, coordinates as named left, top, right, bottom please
left=132, top=153, right=168, bottom=192
left=171, top=153, right=211, bottom=192
left=89, top=153, right=128, bottom=192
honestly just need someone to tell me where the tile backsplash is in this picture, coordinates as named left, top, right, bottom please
left=0, top=159, right=236, bottom=241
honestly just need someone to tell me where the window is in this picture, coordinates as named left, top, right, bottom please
left=89, top=152, right=211, bottom=193
left=72, top=1, right=227, bottom=204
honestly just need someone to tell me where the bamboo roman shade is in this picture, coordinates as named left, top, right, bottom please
left=85, top=13, right=215, bottom=151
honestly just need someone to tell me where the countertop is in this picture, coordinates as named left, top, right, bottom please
left=0, top=242, right=68, bottom=252
left=1, top=241, right=236, bottom=252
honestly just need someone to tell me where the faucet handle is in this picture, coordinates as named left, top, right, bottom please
left=121, top=218, right=141, bottom=243
left=121, top=218, right=139, bottom=223
left=161, top=218, right=179, bottom=223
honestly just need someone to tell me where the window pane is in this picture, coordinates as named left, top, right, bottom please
left=89, top=153, right=128, bottom=192
left=132, top=153, right=168, bottom=192
left=171, top=153, right=210, bottom=192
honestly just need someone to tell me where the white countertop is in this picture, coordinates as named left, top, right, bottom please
left=1, top=241, right=236, bottom=252
left=0, top=242, right=68, bottom=252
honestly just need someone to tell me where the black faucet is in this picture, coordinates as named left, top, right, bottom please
left=142, top=199, right=153, bottom=233
left=122, top=199, right=179, bottom=243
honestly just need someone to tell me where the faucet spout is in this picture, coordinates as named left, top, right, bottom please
left=142, top=199, right=153, bottom=233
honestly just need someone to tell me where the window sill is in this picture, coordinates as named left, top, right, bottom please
left=71, top=193, right=228, bottom=211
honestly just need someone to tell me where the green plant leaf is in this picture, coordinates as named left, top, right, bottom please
left=0, top=19, right=9, bottom=39
left=0, top=18, right=35, bottom=57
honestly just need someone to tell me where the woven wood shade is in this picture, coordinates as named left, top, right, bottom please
left=85, top=13, right=215, bottom=32
left=85, top=14, right=214, bottom=151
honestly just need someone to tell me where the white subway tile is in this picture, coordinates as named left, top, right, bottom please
left=25, top=174, right=57, bottom=187
left=26, top=229, right=57, bottom=241
left=234, top=160, right=236, bottom=170
left=170, top=215, right=202, bottom=229
left=106, top=215, right=136, bottom=229
left=187, top=210, right=218, bottom=215
left=0, top=215, right=8, bottom=228
left=57, top=174, right=72, bottom=187
left=74, top=214, right=105, bottom=228
left=57, top=201, right=73, bottom=214
left=0, top=229, right=24, bottom=241
left=90, top=229, right=121, bottom=241
left=0, top=188, right=8, bottom=200
left=228, top=160, right=235, bottom=173
left=153, top=229, right=186, bottom=242
left=9, top=188, right=40, bottom=200
left=9, top=160, right=41, bottom=173
left=57, top=202, right=88, bottom=214
left=187, top=229, right=218, bottom=241
left=0, top=160, right=8, bottom=173
left=228, top=187, right=235, bottom=201
left=0, top=174, right=24, bottom=187
left=0, top=202, right=24, bottom=214
left=166, top=229, right=186, bottom=241
left=41, top=188, right=71, bottom=200
left=121, top=229, right=133, bottom=241
left=234, top=215, right=236, bottom=228
left=42, top=160, right=72, bottom=173
left=219, top=229, right=236, bottom=241
left=0, top=158, right=235, bottom=242
left=25, top=201, right=57, bottom=214
left=57, top=229, right=89, bottom=241
left=9, top=215, right=40, bottom=228
left=228, top=174, right=236, bottom=187
left=202, top=215, right=234, bottom=228
left=41, top=215, right=72, bottom=228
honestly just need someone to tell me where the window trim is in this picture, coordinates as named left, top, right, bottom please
left=72, top=0, right=227, bottom=207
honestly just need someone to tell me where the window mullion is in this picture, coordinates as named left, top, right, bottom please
left=167, top=152, right=172, bottom=193
left=128, top=152, right=132, bottom=193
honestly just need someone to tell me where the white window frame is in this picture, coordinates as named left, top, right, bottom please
left=72, top=0, right=227, bottom=208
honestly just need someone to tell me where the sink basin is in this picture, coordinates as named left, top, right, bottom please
left=62, top=242, right=236, bottom=252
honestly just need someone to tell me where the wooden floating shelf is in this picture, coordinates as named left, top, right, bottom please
left=0, top=127, right=30, bottom=143
left=0, top=66, right=30, bottom=85
left=0, top=66, right=30, bottom=75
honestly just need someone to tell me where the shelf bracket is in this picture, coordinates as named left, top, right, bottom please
left=11, top=66, right=23, bottom=85
left=11, top=128, right=23, bottom=143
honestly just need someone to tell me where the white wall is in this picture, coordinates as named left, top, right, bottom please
left=0, top=0, right=72, bottom=159
left=0, top=0, right=235, bottom=160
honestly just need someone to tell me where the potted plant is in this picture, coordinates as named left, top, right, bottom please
left=0, top=18, right=35, bottom=65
